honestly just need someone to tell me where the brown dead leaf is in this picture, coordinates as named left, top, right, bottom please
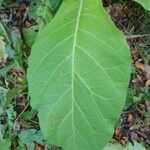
left=146, top=79, right=150, bottom=86
left=139, top=104, right=145, bottom=110
left=132, top=78, right=139, bottom=83
left=134, top=62, right=145, bottom=70
left=137, top=75, right=143, bottom=82
left=131, top=48, right=139, bottom=62
left=112, top=3, right=127, bottom=18
left=34, top=144, right=42, bottom=150
left=143, top=64, right=150, bottom=79
left=127, top=114, right=133, bottom=123
left=135, top=63, right=150, bottom=79
left=115, top=128, right=121, bottom=136
left=120, top=139, right=126, bottom=145
left=25, top=21, right=32, bottom=27
left=132, top=75, right=143, bottom=83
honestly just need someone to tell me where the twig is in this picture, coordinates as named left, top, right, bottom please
left=30, top=119, right=39, bottom=125
left=126, top=34, right=150, bottom=39
left=13, top=102, right=29, bottom=131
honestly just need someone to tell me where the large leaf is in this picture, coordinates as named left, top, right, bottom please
left=134, top=0, right=150, bottom=11
left=28, top=0, right=131, bottom=150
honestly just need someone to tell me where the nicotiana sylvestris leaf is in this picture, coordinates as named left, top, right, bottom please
left=28, top=0, right=131, bottom=149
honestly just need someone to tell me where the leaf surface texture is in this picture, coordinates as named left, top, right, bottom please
left=28, top=0, right=131, bottom=149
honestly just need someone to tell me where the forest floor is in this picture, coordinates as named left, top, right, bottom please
left=0, top=0, right=149, bottom=150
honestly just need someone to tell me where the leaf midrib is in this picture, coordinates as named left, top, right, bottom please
left=71, top=0, right=83, bottom=142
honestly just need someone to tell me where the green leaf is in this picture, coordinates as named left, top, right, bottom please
left=28, top=0, right=131, bottom=150
left=0, top=0, right=3, bottom=6
left=0, top=21, right=21, bottom=67
left=0, top=21, right=12, bottom=45
left=11, top=31, right=23, bottom=68
left=18, top=129, right=44, bottom=150
left=0, top=36, right=7, bottom=62
left=0, top=138, right=11, bottom=150
left=3, top=88, right=21, bottom=108
left=103, top=142, right=146, bottom=150
left=0, top=87, right=7, bottom=104
left=29, top=0, right=54, bottom=32
left=24, top=0, right=55, bottom=47
left=134, top=0, right=150, bottom=11
left=16, top=145, right=26, bottom=150
left=24, top=0, right=62, bottom=47
left=21, top=109, right=37, bottom=121
left=23, top=26, right=39, bottom=47
left=36, top=0, right=54, bottom=33
left=0, top=63, right=15, bottom=77
left=49, top=0, right=62, bottom=13
left=103, top=143, right=123, bottom=150
left=124, top=142, right=146, bottom=150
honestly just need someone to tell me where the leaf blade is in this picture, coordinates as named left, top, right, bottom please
left=28, top=0, right=131, bottom=150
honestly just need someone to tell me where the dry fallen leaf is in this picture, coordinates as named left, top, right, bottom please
left=135, top=62, right=150, bottom=79
left=134, top=62, right=145, bottom=70
left=132, top=78, right=139, bottom=83
left=115, top=128, right=121, bottom=136
left=132, top=75, right=143, bottom=83
left=34, top=144, right=42, bottom=150
left=143, top=64, right=150, bottom=79
left=127, top=114, right=133, bottom=123
left=131, top=48, right=139, bottom=62
left=145, top=79, right=150, bottom=86
left=112, top=3, right=127, bottom=18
